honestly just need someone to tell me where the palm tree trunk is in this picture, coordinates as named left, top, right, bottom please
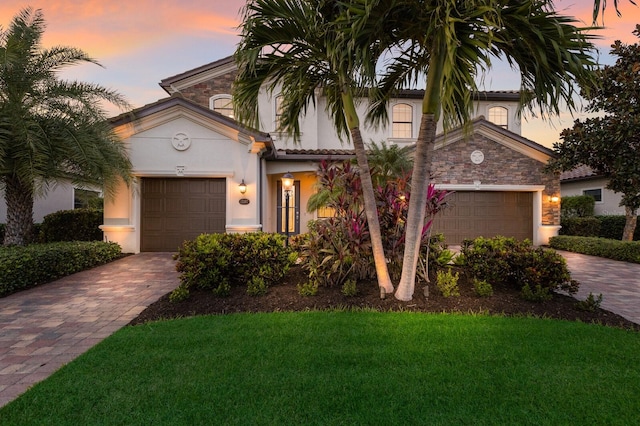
left=350, top=127, right=395, bottom=297
left=3, top=176, right=35, bottom=246
left=622, top=205, right=638, bottom=241
left=395, top=114, right=437, bottom=301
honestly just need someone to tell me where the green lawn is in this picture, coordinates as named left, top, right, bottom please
left=2, top=311, right=640, bottom=425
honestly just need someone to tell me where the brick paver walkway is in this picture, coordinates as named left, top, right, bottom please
left=0, top=253, right=178, bottom=408
left=558, top=250, right=640, bottom=325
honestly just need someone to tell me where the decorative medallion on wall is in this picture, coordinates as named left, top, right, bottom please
left=470, top=150, right=485, bottom=165
left=172, top=132, right=191, bottom=151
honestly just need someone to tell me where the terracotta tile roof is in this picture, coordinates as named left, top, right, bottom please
left=560, top=165, right=600, bottom=181
left=265, top=148, right=356, bottom=160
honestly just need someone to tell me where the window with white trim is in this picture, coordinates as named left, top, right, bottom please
left=583, top=188, right=603, bottom=203
left=210, top=95, right=234, bottom=118
left=392, top=103, right=413, bottom=138
left=488, top=106, right=508, bottom=129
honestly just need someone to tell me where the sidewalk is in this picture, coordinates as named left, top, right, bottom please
left=0, top=253, right=179, bottom=408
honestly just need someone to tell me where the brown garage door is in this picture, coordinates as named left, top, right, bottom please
left=431, top=191, right=533, bottom=245
left=141, top=178, right=226, bottom=252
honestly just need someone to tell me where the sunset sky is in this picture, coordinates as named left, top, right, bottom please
left=1, top=1, right=638, bottom=147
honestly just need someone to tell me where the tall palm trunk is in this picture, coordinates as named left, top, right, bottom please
left=622, top=206, right=638, bottom=241
left=351, top=127, right=395, bottom=297
left=394, top=114, right=437, bottom=300
left=3, top=176, right=35, bottom=246
left=342, top=92, right=394, bottom=297
left=395, top=42, right=445, bottom=301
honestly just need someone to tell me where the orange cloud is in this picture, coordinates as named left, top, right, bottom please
left=0, top=0, right=245, bottom=57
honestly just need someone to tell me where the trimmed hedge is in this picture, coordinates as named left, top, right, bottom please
left=39, top=209, right=104, bottom=243
left=559, top=217, right=601, bottom=237
left=561, top=195, right=595, bottom=219
left=0, top=241, right=122, bottom=297
left=549, top=235, right=640, bottom=264
left=595, top=215, right=640, bottom=241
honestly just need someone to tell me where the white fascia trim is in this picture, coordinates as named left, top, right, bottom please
left=116, top=105, right=250, bottom=145
left=133, top=170, right=235, bottom=177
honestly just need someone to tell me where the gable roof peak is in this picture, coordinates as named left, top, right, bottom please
left=159, top=55, right=236, bottom=94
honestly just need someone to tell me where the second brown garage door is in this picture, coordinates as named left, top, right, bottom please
left=141, top=178, right=226, bottom=252
left=431, top=191, right=533, bottom=245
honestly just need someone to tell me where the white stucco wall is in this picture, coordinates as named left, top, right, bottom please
left=257, top=87, right=523, bottom=151
left=103, top=110, right=263, bottom=253
left=0, top=184, right=75, bottom=223
left=561, top=177, right=624, bottom=216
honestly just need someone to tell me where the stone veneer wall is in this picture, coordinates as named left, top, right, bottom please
left=178, top=70, right=238, bottom=109
left=431, top=134, right=560, bottom=226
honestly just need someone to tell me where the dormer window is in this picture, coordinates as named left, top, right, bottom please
left=392, top=103, right=413, bottom=138
left=488, top=106, right=508, bottom=129
left=210, top=95, right=234, bottom=118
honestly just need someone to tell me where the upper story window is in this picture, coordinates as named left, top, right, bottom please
left=392, top=103, right=413, bottom=138
left=210, top=95, right=234, bottom=118
left=488, top=106, right=508, bottom=129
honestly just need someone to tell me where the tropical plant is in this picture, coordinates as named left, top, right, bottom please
left=0, top=7, right=132, bottom=246
left=233, top=0, right=394, bottom=297
left=347, top=0, right=598, bottom=300
left=299, top=160, right=449, bottom=287
left=548, top=25, right=640, bottom=241
left=366, top=140, right=413, bottom=187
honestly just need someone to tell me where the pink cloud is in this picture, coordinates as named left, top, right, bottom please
left=0, top=1, right=246, bottom=57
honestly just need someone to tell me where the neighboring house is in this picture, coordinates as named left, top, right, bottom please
left=99, top=55, right=560, bottom=252
left=0, top=184, right=101, bottom=223
left=560, top=165, right=624, bottom=216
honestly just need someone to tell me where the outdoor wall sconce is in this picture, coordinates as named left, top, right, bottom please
left=549, top=195, right=560, bottom=203
left=239, top=179, right=247, bottom=195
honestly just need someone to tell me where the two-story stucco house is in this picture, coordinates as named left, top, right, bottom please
left=99, top=56, right=560, bottom=252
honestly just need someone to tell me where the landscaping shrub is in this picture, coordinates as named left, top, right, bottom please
left=596, top=215, right=640, bottom=241
left=461, top=236, right=579, bottom=298
left=561, top=195, right=595, bottom=219
left=39, top=209, right=103, bottom=242
left=0, top=241, right=122, bottom=297
left=549, top=235, right=640, bottom=264
left=436, top=268, right=460, bottom=297
left=173, top=232, right=294, bottom=299
left=473, top=278, right=493, bottom=297
left=559, top=217, right=601, bottom=237
left=0, top=223, right=4, bottom=242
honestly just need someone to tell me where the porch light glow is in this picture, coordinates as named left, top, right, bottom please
left=239, top=179, right=247, bottom=195
left=550, top=195, right=560, bottom=203
left=282, top=172, right=294, bottom=192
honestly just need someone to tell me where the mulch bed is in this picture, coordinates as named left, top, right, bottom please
left=129, top=265, right=639, bottom=331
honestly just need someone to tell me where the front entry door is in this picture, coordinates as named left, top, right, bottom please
left=277, top=180, right=300, bottom=236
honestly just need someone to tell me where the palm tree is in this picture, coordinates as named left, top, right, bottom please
left=0, top=8, right=132, bottom=246
left=233, top=0, right=395, bottom=296
left=351, top=0, right=599, bottom=300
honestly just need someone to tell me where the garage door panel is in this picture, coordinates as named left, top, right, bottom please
left=141, top=178, right=227, bottom=252
left=432, top=191, right=532, bottom=245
